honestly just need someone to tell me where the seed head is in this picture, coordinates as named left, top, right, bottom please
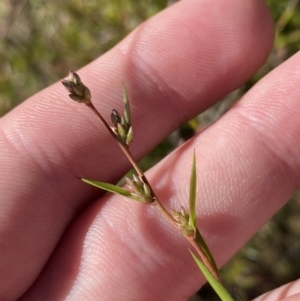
left=61, top=70, right=91, bottom=104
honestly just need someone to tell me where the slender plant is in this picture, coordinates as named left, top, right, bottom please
left=61, top=70, right=238, bottom=301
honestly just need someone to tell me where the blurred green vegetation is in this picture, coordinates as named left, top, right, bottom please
left=0, top=0, right=174, bottom=115
left=1, top=0, right=300, bottom=300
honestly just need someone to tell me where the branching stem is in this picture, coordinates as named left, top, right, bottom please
left=86, top=101, right=222, bottom=283
left=86, top=102, right=143, bottom=176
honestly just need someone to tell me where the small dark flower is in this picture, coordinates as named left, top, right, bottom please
left=111, top=109, right=122, bottom=127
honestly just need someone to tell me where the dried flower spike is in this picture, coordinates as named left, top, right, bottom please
left=125, top=175, right=152, bottom=203
left=171, top=207, right=195, bottom=237
left=61, top=70, right=91, bottom=104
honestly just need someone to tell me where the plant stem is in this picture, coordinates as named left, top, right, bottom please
left=86, top=102, right=144, bottom=176
left=86, top=101, right=222, bottom=283
left=153, top=199, right=221, bottom=281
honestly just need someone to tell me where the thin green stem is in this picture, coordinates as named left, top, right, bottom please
left=86, top=102, right=143, bottom=176
left=153, top=199, right=221, bottom=282
left=86, top=100, right=222, bottom=283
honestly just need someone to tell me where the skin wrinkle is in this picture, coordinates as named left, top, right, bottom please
left=0, top=130, right=56, bottom=210
left=99, top=198, right=193, bottom=300
left=1, top=125, right=34, bottom=163
left=73, top=215, right=144, bottom=300
left=234, top=103, right=300, bottom=188
left=3, top=106, right=73, bottom=180
left=241, top=111, right=297, bottom=181
left=3, top=123, right=80, bottom=213
left=100, top=204, right=167, bottom=277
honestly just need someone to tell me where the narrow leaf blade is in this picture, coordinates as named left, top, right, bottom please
left=189, top=150, right=197, bottom=230
left=81, top=178, right=147, bottom=203
left=123, top=85, right=131, bottom=126
left=189, top=251, right=235, bottom=301
left=81, top=178, right=132, bottom=196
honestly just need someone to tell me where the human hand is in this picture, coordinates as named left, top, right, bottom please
left=1, top=0, right=299, bottom=300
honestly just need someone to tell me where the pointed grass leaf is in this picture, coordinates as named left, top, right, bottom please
left=123, top=85, right=131, bottom=126
left=189, top=150, right=197, bottom=230
left=189, top=250, right=235, bottom=301
left=81, top=178, right=147, bottom=203
left=81, top=178, right=131, bottom=196
left=189, top=152, right=219, bottom=274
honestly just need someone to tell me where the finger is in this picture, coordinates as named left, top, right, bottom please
left=19, top=42, right=300, bottom=301
left=281, top=294, right=300, bottom=301
left=255, top=279, right=300, bottom=301
left=0, top=0, right=273, bottom=299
